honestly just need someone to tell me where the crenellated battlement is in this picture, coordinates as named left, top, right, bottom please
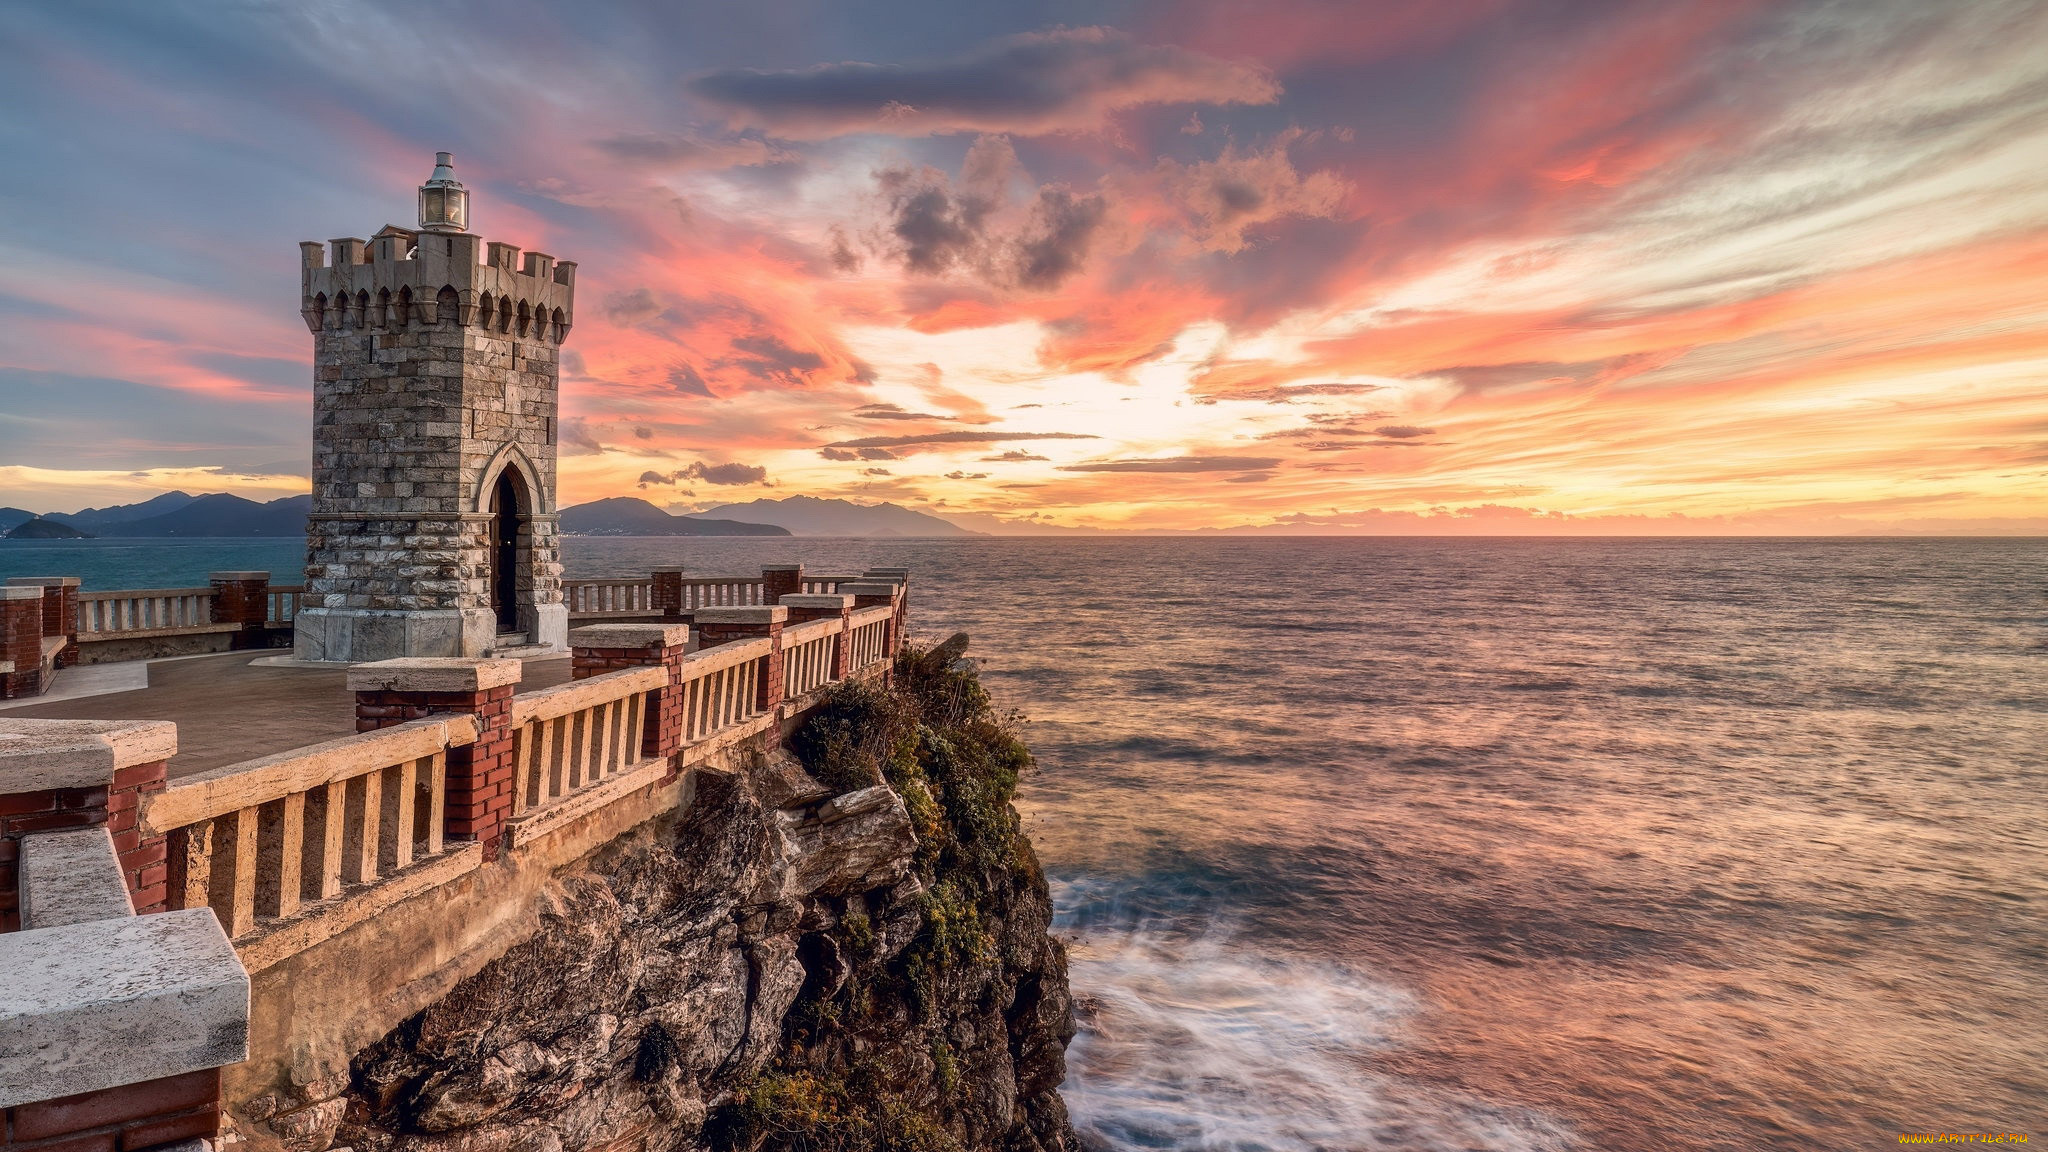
left=299, top=226, right=575, bottom=342
left=294, top=154, right=577, bottom=663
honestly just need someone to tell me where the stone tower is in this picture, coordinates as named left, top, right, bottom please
left=293, top=153, right=575, bottom=663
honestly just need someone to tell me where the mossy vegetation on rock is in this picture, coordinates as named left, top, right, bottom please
left=716, top=635, right=1073, bottom=1152
left=321, top=637, right=1075, bottom=1152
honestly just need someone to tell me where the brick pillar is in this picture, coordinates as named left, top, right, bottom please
left=0, top=718, right=178, bottom=929
left=1, top=586, right=45, bottom=699
left=208, top=570, right=271, bottom=651
left=694, top=606, right=787, bottom=712
left=5, top=577, right=79, bottom=668
left=762, top=563, right=804, bottom=603
left=348, top=659, right=522, bottom=861
left=838, top=580, right=905, bottom=655
left=863, top=568, right=910, bottom=646
left=782, top=593, right=855, bottom=679
left=568, top=624, right=689, bottom=769
left=651, top=567, right=688, bottom=622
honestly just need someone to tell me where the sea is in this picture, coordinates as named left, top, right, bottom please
left=4, top=535, right=2044, bottom=1150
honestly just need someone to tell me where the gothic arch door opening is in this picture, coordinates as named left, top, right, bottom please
left=489, top=470, right=524, bottom=635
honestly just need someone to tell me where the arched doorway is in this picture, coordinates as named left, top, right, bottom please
left=488, top=470, right=524, bottom=635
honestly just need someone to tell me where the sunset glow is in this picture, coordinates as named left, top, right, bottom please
left=3, top=1, right=2045, bottom=532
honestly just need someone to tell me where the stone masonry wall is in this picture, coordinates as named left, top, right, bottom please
left=301, top=229, right=571, bottom=626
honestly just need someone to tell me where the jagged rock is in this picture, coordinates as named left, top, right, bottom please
left=328, top=668, right=1076, bottom=1152
left=753, top=748, right=835, bottom=810
left=766, top=785, right=916, bottom=901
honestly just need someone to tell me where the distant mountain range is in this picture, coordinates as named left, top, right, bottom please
left=559, top=498, right=790, bottom=536
left=3, top=516, right=92, bottom=539
left=0, top=491, right=978, bottom=539
left=693, top=496, right=978, bottom=537
left=0, top=491, right=313, bottom=538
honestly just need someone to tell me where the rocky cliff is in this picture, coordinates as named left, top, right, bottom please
left=326, top=640, right=1076, bottom=1152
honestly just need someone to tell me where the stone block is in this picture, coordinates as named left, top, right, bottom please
left=18, top=828, right=134, bottom=929
left=694, top=606, right=789, bottom=625
left=781, top=594, right=855, bottom=610
left=0, top=720, right=178, bottom=792
left=347, top=657, right=522, bottom=694
left=569, top=624, right=688, bottom=650
left=0, top=908, right=249, bottom=1108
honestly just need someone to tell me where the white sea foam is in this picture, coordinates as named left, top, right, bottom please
left=1058, top=886, right=1575, bottom=1152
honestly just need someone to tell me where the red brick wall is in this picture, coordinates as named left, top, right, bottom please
left=108, top=762, right=169, bottom=915
left=694, top=622, right=785, bottom=712
left=651, top=570, right=684, bottom=620
left=47, top=586, right=77, bottom=669
left=207, top=576, right=270, bottom=651
left=571, top=642, right=688, bottom=768
left=0, top=759, right=170, bottom=930
left=761, top=565, right=803, bottom=602
left=0, top=1067, right=220, bottom=1150
left=1, top=595, right=41, bottom=699
left=784, top=602, right=854, bottom=679
left=354, top=687, right=516, bottom=860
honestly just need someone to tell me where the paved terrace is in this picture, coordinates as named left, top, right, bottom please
left=0, top=651, right=577, bottom=776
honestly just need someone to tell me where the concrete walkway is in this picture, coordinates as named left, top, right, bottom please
left=0, top=651, right=576, bottom=777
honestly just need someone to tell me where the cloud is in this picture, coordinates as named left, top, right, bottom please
left=592, top=132, right=795, bottom=170
left=1147, top=131, right=1349, bottom=254
left=870, top=138, right=1106, bottom=290
left=1059, top=455, right=1282, bottom=473
left=981, top=450, right=1050, bottom=461
left=944, top=471, right=990, bottom=480
left=689, top=27, right=1279, bottom=139
left=1373, top=425, right=1437, bottom=438
left=820, top=446, right=902, bottom=461
left=823, top=431, right=1100, bottom=449
left=559, top=417, right=605, bottom=457
left=639, top=461, right=770, bottom=486
left=855, top=403, right=948, bottom=421
left=1015, top=188, right=1107, bottom=289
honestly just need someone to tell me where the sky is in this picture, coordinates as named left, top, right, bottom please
left=1, top=0, right=2045, bottom=534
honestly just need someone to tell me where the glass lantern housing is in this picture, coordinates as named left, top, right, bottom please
left=418, top=152, right=469, bottom=233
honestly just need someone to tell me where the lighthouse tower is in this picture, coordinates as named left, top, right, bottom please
left=292, top=153, right=575, bottom=662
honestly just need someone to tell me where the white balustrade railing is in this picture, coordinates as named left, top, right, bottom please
left=507, top=666, right=662, bottom=815
left=268, top=586, right=304, bottom=625
left=78, top=588, right=218, bottom=637
left=673, top=577, right=766, bottom=609
left=142, top=716, right=478, bottom=939
left=846, top=605, right=894, bottom=672
left=562, top=579, right=656, bottom=618
left=780, top=617, right=842, bottom=699
left=677, top=636, right=772, bottom=741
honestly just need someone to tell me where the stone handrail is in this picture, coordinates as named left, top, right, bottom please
left=508, top=666, right=663, bottom=818
left=561, top=577, right=656, bottom=618
left=677, top=635, right=774, bottom=742
left=268, top=584, right=304, bottom=626
left=76, top=587, right=219, bottom=637
left=781, top=616, right=843, bottom=699
left=847, top=604, right=894, bottom=671
left=142, top=716, right=481, bottom=940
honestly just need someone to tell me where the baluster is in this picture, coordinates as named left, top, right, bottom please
left=257, top=793, right=305, bottom=920
left=423, top=751, right=446, bottom=856
left=215, top=806, right=259, bottom=937
left=344, top=768, right=383, bottom=885
left=169, top=819, right=214, bottom=913
left=512, top=724, right=533, bottom=815
left=544, top=716, right=566, bottom=802
left=305, top=779, right=345, bottom=901
left=382, top=757, right=418, bottom=871
left=592, top=700, right=615, bottom=782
